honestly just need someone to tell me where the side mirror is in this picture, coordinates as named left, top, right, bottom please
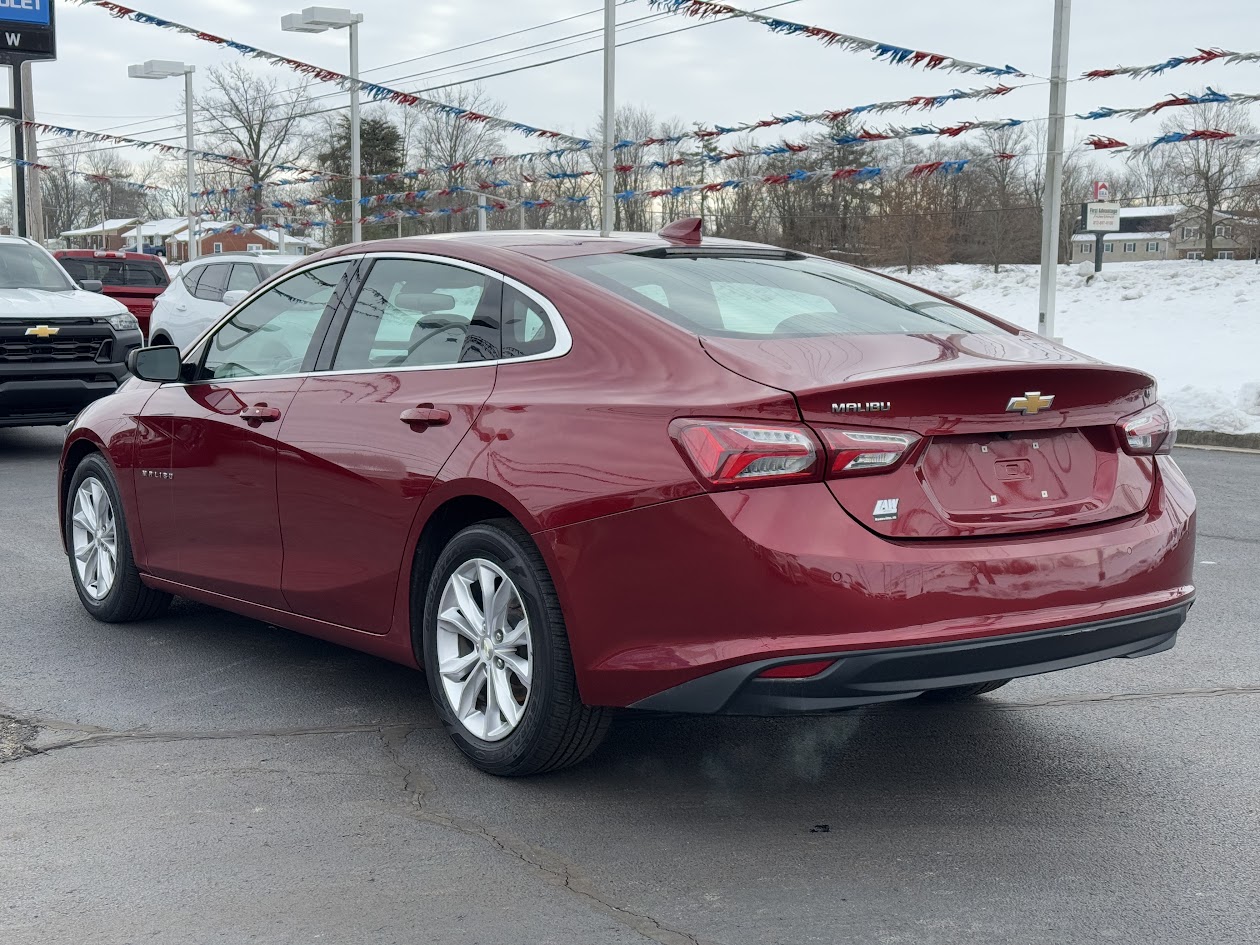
left=126, top=345, right=183, bottom=383
left=81, top=279, right=104, bottom=294
left=222, top=289, right=249, bottom=307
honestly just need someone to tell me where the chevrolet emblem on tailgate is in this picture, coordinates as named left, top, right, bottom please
left=25, top=325, right=59, bottom=338
left=1006, top=392, right=1055, bottom=416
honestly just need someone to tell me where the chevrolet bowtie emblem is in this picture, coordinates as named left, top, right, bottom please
left=25, top=325, right=59, bottom=338
left=1007, top=392, right=1055, bottom=416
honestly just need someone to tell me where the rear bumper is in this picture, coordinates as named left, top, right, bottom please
left=630, top=601, right=1190, bottom=714
left=544, top=455, right=1196, bottom=708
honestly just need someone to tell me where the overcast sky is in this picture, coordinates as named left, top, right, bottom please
left=6, top=0, right=1260, bottom=192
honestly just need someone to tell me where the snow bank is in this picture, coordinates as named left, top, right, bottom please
left=885, top=260, right=1260, bottom=435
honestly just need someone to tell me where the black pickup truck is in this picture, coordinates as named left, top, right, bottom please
left=0, top=238, right=143, bottom=428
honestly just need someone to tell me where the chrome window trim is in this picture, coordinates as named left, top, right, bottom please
left=164, top=250, right=572, bottom=386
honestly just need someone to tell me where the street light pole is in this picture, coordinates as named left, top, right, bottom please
left=129, top=60, right=199, bottom=262
left=1037, top=0, right=1072, bottom=339
left=600, top=0, right=615, bottom=237
left=349, top=15, right=362, bottom=243
left=184, top=66, right=198, bottom=262
left=282, top=8, right=365, bottom=245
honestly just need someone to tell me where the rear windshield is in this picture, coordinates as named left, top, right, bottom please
left=59, top=256, right=169, bottom=288
left=551, top=253, right=1004, bottom=337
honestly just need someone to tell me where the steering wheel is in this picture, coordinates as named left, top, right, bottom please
left=399, top=321, right=467, bottom=362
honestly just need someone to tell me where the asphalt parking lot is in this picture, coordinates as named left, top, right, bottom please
left=1, top=426, right=1257, bottom=945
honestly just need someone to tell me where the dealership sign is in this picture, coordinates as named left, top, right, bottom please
left=1085, top=202, right=1120, bottom=233
left=0, top=0, right=56, bottom=62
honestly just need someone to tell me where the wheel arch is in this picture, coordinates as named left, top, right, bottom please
left=407, top=491, right=526, bottom=661
left=59, top=435, right=109, bottom=553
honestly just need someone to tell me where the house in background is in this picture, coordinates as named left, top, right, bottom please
left=119, top=218, right=190, bottom=257
left=1070, top=204, right=1251, bottom=262
left=171, top=224, right=322, bottom=258
left=59, top=218, right=142, bottom=252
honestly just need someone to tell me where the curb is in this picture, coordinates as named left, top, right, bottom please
left=1177, top=430, right=1260, bottom=451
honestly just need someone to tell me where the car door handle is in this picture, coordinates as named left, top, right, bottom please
left=400, top=405, right=451, bottom=427
left=240, top=404, right=282, bottom=423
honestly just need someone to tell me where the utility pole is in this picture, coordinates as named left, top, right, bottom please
left=349, top=14, right=362, bottom=243
left=184, top=66, right=198, bottom=262
left=600, top=0, right=615, bottom=237
left=12, top=64, right=26, bottom=238
left=1037, top=0, right=1072, bottom=339
left=21, top=62, right=43, bottom=244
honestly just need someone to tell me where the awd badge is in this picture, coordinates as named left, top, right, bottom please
left=873, top=498, right=899, bottom=522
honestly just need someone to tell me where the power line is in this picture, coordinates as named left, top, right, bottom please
left=43, top=5, right=684, bottom=153
left=43, top=0, right=803, bottom=163
left=76, top=3, right=647, bottom=138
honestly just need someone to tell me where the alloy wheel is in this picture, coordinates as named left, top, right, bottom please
left=435, top=558, right=533, bottom=742
left=71, top=477, right=118, bottom=601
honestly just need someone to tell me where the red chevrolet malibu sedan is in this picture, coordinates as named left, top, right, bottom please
left=59, top=222, right=1195, bottom=775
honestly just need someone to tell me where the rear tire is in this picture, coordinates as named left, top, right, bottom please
left=918, top=679, right=1012, bottom=701
left=65, top=454, right=171, bottom=623
left=421, top=519, right=610, bottom=776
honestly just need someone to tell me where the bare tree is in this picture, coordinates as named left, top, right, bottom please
left=39, top=143, right=91, bottom=239
left=407, top=85, right=505, bottom=234
left=965, top=125, right=1039, bottom=272
left=1162, top=102, right=1257, bottom=260
left=193, top=63, right=314, bottom=226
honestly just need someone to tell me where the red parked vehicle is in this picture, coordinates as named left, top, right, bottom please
left=55, top=250, right=170, bottom=339
left=58, top=223, right=1195, bottom=775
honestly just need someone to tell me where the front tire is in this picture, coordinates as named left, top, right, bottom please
left=421, top=520, right=610, bottom=776
left=66, top=454, right=171, bottom=623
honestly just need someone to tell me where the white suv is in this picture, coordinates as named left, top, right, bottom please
left=148, top=254, right=305, bottom=350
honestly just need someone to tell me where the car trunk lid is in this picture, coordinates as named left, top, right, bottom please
left=701, top=331, right=1159, bottom=538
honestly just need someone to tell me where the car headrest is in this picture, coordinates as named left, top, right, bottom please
left=395, top=291, right=456, bottom=314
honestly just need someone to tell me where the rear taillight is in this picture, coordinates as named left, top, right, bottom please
left=1118, top=403, right=1176, bottom=455
left=816, top=428, right=921, bottom=477
left=669, top=419, right=822, bottom=490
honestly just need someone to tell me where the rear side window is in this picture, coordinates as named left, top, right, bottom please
left=551, top=253, right=1004, bottom=337
left=226, top=263, right=262, bottom=293
left=58, top=257, right=169, bottom=288
left=502, top=286, right=556, bottom=359
left=193, top=264, right=230, bottom=302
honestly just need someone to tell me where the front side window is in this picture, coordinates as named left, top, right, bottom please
left=1123, top=242, right=1136, bottom=253
left=552, top=252, right=1005, bottom=337
left=199, top=261, right=350, bottom=381
left=0, top=243, right=75, bottom=292
left=1147, top=242, right=1160, bottom=252
left=1103, top=243, right=1114, bottom=253
left=331, top=258, right=498, bottom=370
left=1081, top=243, right=1093, bottom=254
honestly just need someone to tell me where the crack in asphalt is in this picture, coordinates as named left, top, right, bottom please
left=377, top=726, right=709, bottom=945
left=4, top=682, right=1259, bottom=765
left=1197, top=531, right=1260, bottom=546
